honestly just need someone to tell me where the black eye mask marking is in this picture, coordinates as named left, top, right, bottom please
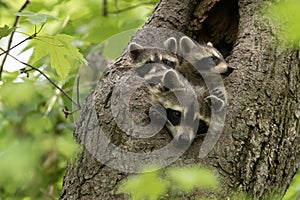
left=162, top=59, right=176, bottom=68
left=195, top=57, right=215, bottom=71
left=210, top=56, right=221, bottom=65
left=134, top=63, right=153, bottom=77
left=197, top=119, right=209, bottom=135
left=145, top=60, right=154, bottom=64
left=166, top=108, right=181, bottom=126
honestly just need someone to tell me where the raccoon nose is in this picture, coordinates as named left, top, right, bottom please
left=177, top=134, right=191, bottom=147
left=221, top=65, right=235, bottom=76
left=227, top=66, right=235, bottom=74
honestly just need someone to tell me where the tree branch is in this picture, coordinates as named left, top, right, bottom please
left=0, top=0, right=31, bottom=80
left=0, top=47, right=80, bottom=110
left=0, top=33, right=34, bottom=57
left=0, top=24, right=44, bottom=57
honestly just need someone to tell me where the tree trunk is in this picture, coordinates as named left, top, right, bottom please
left=60, top=0, right=300, bottom=199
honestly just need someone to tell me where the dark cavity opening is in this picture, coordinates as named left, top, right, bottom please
left=195, top=0, right=240, bottom=57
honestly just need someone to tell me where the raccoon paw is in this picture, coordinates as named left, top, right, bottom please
left=212, top=87, right=225, bottom=101
left=205, top=87, right=226, bottom=111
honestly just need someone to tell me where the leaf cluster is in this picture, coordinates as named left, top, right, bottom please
left=118, top=166, right=219, bottom=200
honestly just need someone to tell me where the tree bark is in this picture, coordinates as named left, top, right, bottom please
left=60, top=0, right=300, bottom=199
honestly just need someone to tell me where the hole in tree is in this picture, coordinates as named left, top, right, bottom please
left=196, top=0, right=240, bottom=57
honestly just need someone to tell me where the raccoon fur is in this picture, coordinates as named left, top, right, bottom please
left=129, top=36, right=232, bottom=146
left=134, top=63, right=225, bottom=147
left=128, top=37, right=179, bottom=72
left=177, top=36, right=234, bottom=87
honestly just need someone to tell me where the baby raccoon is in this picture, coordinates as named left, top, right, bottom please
left=128, top=37, right=179, bottom=71
left=147, top=68, right=225, bottom=147
left=174, top=36, right=233, bottom=111
left=129, top=36, right=233, bottom=87
left=177, top=36, right=234, bottom=86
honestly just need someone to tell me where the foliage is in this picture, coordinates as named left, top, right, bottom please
left=283, top=170, right=300, bottom=200
left=31, top=34, right=85, bottom=79
left=0, top=0, right=158, bottom=199
left=118, top=166, right=218, bottom=200
left=264, top=0, right=300, bottom=47
left=0, top=25, right=14, bottom=39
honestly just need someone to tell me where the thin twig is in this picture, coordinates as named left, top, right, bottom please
left=0, top=33, right=35, bottom=56
left=0, top=0, right=31, bottom=80
left=2, top=50, right=80, bottom=109
left=0, top=24, right=44, bottom=56
left=108, top=2, right=156, bottom=14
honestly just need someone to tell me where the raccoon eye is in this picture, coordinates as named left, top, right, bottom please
left=166, top=108, right=181, bottom=126
left=162, top=59, right=176, bottom=68
left=197, top=119, right=209, bottom=135
left=210, top=56, right=221, bottom=65
left=145, top=60, right=154, bottom=64
left=173, top=110, right=181, bottom=118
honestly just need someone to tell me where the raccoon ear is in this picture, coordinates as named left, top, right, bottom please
left=128, top=42, right=144, bottom=60
left=164, top=37, right=177, bottom=53
left=207, top=42, right=214, bottom=47
left=162, top=69, right=181, bottom=91
left=179, top=36, right=196, bottom=55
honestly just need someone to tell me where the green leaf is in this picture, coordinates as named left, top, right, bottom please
left=118, top=169, right=168, bottom=200
left=24, top=114, right=52, bottom=136
left=1, top=71, right=19, bottom=82
left=0, top=139, right=39, bottom=188
left=283, top=170, right=300, bottom=200
left=264, top=0, right=300, bottom=46
left=0, top=82, right=38, bottom=108
left=15, top=11, right=59, bottom=25
left=32, top=34, right=86, bottom=79
left=0, top=25, right=14, bottom=39
left=167, top=167, right=218, bottom=192
left=56, top=136, right=78, bottom=158
left=0, top=1, right=9, bottom=9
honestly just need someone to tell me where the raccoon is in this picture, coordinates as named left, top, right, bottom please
left=174, top=36, right=233, bottom=114
left=177, top=36, right=234, bottom=87
left=147, top=68, right=225, bottom=147
left=128, top=37, right=179, bottom=74
left=129, top=36, right=234, bottom=87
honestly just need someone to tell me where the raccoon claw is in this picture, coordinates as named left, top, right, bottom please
left=212, top=87, right=225, bottom=101
left=205, top=87, right=226, bottom=111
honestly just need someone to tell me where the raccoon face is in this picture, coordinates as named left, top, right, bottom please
left=179, top=36, right=234, bottom=75
left=128, top=37, right=179, bottom=70
left=205, top=42, right=234, bottom=75
left=149, top=69, right=214, bottom=147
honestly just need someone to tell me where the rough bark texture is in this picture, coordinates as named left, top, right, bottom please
left=60, top=0, right=300, bottom=199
